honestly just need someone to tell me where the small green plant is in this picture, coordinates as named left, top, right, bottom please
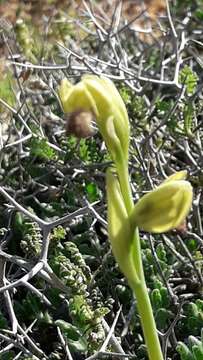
left=177, top=329, right=203, bottom=360
left=181, top=300, right=203, bottom=336
left=179, top=65, right=198, bottom=96
left=15, top=19, right=37, bottom=63
left=0, top=70, right=16, bottom=111
left=50, top=240, right=109, bottom=352
left=29, top=137, right=56, bottom=161
left=58, top=75, right=193, bottom=360
left=150, top=279, right=173, bottom=330
left=13, top=212, right=42, bottom=258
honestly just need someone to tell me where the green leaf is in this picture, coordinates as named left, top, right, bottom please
left=196, top=300, right=203, bottom=312
left=0, top=353, right=15, bottom=360
left=155, top=308, right=172, bottom=330
left=179, top=66, right=198, bottom=95
left=183, top=103, right=195, bottom=138
left=156, top=243, right=167, bottom=262
left=195, top=10, right=203, bottom=20
left=151, top=289, right=162, bottom=310
left=55, top=320, right=87, bottom=352
left=51, top=226, right=66, bottom=242
left=0, top=310, right=7, bottom=329
left=160, top=287, right=170, bottom=308
left=193, top=345, right=203, bottom=360
left=186, top=238, right=198, bottom=252
left=0, top=71, right=15, bottom=112
left=176, top=342, right=193, bottom=360
left=29, top=137, right=56, bottom=160
left=85, top=182, right=100, bottom=202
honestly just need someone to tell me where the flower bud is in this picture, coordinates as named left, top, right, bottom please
left=130, top=180, right=193, bottom=233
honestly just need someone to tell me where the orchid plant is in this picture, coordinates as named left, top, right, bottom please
left=58, top=75, right=193, bottom=360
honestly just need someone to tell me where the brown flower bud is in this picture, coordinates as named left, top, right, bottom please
left=65, top=109, right=96, bottom=139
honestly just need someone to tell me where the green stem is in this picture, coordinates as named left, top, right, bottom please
left=132, top=280, right=164, bottom=360
left=132, top=227, right=145, bottom=282
left=116, top=158, right=163, bottom=360
left=131, top=229, right=164, bottom=360
left=116, top=158, right=134, bottom=214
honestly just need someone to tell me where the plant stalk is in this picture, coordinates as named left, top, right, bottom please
left=117, top=160, right=164, bottom=360
left=132, top=280, right=164, bottom=360
left=116, top=159, right=134, bottom=214
left=130, top=229, right=164, bottom=360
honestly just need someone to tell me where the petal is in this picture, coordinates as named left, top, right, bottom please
left=59, top=80, right=98, bottom=115
left=83, top=76, right=114, bottom=118
left=104, top=116, right=122, bottom=162
left=130, top=180, right=193, bottom=233
left=83, top=75, right=129, bottom=126
left=58, top=78, right=73, bottom=109
left=83, top=76, right=129, bottom=159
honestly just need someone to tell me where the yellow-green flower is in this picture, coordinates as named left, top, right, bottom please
left=58, top=75, right=130, bottom=163
left=130, top=173, right=193, bottom=233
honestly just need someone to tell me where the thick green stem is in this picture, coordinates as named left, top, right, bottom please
left=116, top=158, right=134, bottom=214
left=130, top=229, right=164, bottom=360
left=132, top=281, right=164, bottom=360
left=132, top=227, right=145, bottom=282
left=116, top=159, right=163, bottom=360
